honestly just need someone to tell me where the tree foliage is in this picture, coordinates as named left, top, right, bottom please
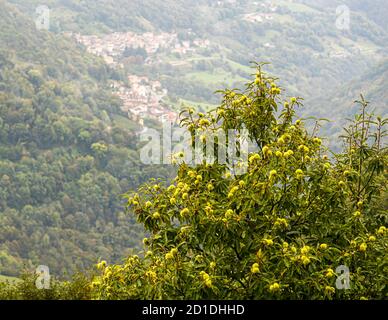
left=91, top=66, right=387, bottom=299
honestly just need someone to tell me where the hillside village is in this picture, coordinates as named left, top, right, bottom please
left=70, top=31, right=212, bottom=126
left=67, top=0, right=358, bottom=129
left=73, top=31, right=210, bottom=66
left=111, top=75, right=176, bottom=125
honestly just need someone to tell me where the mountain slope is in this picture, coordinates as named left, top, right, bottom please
left=0, top=0, right=386, bottom=276
left=331, top=59, right=388, bottom=118
left=0, top=1, right=171, bottom=277
left=8, top=0, right=387, bottom=107
left=307, top=58, right=388, bottom=120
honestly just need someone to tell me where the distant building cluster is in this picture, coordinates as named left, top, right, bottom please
left=243, top=12, right=274, bottom=23
left=243, top=1, right=278, bottom=23
left=111, top=75, right=177, bottom=125
left=72, top=31, right=210, bottom=65
left=64, top=31, right=194, bottom=126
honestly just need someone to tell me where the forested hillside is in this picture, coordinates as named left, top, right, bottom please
left=305, top=58, right=388, bottom=148
left=8, top=0, right=388, bottom=115
left=0, top=2, right=172, bottom=276
left=0, top=0, right=386, bottom=280
left=328, top=59, right=388, bottom=118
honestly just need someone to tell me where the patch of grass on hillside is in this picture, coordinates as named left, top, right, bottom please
left=279, top=0, right=319, bottom=13
left=186, top=70, right=247, bottom=86
left=178, top=98, right=219, bottom=112
left=0, top=275, right=19, bottom=283
left=112, top=114, right=140, bottom=131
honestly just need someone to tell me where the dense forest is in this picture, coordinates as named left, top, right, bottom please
left=0, top=2, right=172, bottom=276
